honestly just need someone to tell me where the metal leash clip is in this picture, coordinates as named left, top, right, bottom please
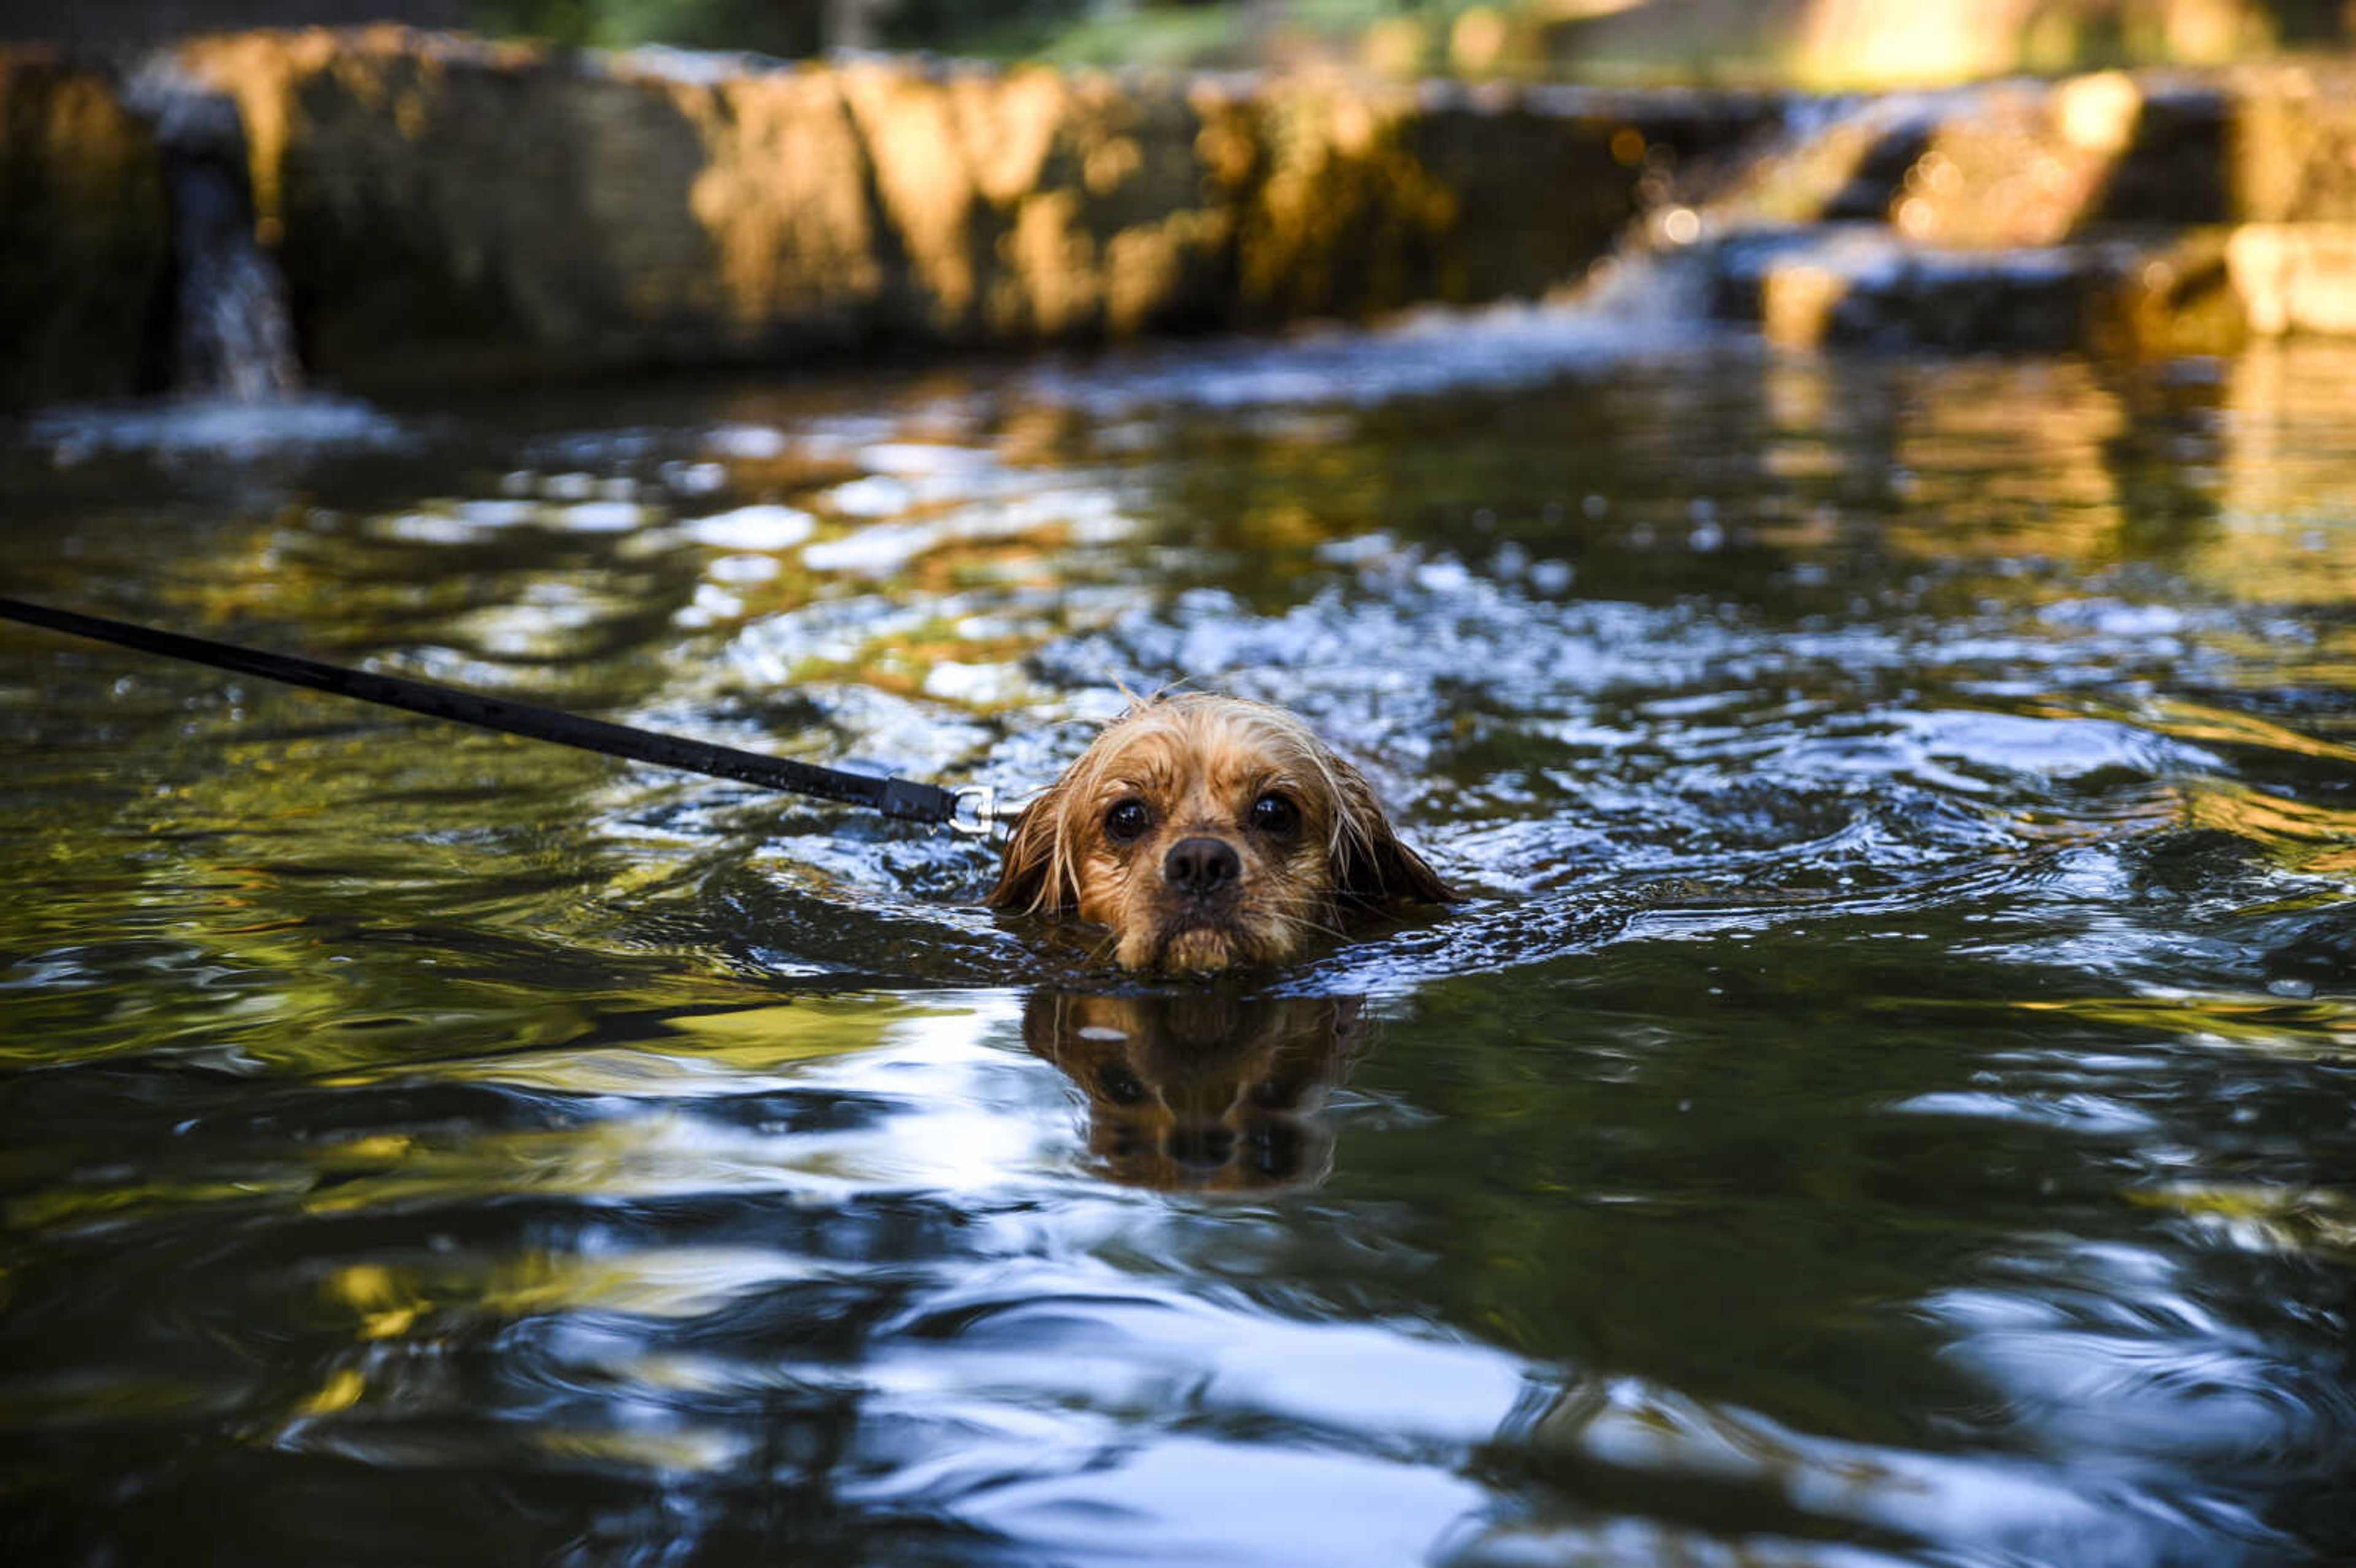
left=950, top=785, right=1036, bottom=839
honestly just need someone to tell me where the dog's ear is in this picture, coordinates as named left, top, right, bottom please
left=987, top=786, right=1077, bottom=914
left=1330, top=761, right=1458, bottom=908
left=1337, top=821, right=1457, bottom=907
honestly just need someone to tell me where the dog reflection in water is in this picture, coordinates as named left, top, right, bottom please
left=1024, top=990, right=1367, bottom=1191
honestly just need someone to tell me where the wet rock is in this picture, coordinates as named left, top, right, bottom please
left=1723, top=226, right=2128, bottom=350
left=2093, top=228, right=2250, bottom=355
left=0, top=50, right=170, bottom=407
left=1721, top=225, right=2257, bottom=355
left=2225, top=223, right=2356, bottom=335
left=2227, top=63, right=2356, bottom=221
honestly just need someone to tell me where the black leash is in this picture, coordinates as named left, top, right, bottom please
left=0, top=597, right=999, bottom=832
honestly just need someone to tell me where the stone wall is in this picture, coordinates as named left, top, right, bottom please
left=0, top=50, right=171, bottom=406
left=163, top=28, right=1777, bottom=385
left=13, top=28, right=2356, bottom=408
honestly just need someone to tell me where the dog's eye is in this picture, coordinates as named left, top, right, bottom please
left=1104, top=799, right=1151, bottom=843
left=1248, top=792, right=1299, bottom=835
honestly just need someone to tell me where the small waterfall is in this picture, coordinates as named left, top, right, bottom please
left=1546, top=86, right=1984, bottom=336
left=129, top=67, right=302, bottom=401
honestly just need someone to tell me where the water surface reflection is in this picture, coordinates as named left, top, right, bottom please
left=4, top=323, right=2355, bottom=1565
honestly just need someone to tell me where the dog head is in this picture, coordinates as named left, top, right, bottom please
left=987, top=693, right=1453, bottom=974
left=1024, top=990, right=1367, bottom=1190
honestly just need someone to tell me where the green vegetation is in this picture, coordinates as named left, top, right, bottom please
left=467, top=0, right=825, bottom=53
left=461, top=1, right=2354, bottom=84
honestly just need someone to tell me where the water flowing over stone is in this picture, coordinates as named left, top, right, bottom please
left=1672, top=66, right=2356, bottom=352
left=130, top=66, right=302, bottom=400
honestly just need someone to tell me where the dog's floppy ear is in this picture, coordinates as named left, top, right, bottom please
left=987, top=786, right=1077, bottom=914
left=1330, top=760, right=1458, bottom=908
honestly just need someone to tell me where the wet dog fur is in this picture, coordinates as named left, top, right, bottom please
left=987, top=693, right=1453, bottom=974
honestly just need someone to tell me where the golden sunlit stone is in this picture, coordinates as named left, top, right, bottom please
left=674, top=69, right=884, bottom=332
left=2227, top=223, right=2356, bottom=336
left=2055, top=69, right=2143, bottom=153
left=1758, top=264, right=1850, bottom=348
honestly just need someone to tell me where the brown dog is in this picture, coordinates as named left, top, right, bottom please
left=987, top=693, right=1453, bottom=973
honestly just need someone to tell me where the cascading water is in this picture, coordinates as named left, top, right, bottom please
left=129, top=66, right=302, bottom=401
left=29, top=66, right=397, bottom=461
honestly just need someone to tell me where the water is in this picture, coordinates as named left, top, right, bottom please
left=129, top=70, right=305, bottom=404
left=4, top=315, right=2354, bottom=1566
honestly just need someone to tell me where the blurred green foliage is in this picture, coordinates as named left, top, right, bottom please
left=468, top=0, right=822, bottom=53
left=457, top=1, right=1406, bottom=63
left=463, top=0, right=1097, bottom=56
left=457, top=0, right=2352, bottom=77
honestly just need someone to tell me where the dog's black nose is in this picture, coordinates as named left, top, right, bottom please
left=1164, top=836, right=1240, bottom=896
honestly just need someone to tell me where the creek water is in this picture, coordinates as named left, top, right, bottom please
left=4, top=312, right=2354, bottom=1565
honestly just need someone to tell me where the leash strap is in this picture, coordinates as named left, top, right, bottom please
left=0, top=596, right=977, bottom=828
